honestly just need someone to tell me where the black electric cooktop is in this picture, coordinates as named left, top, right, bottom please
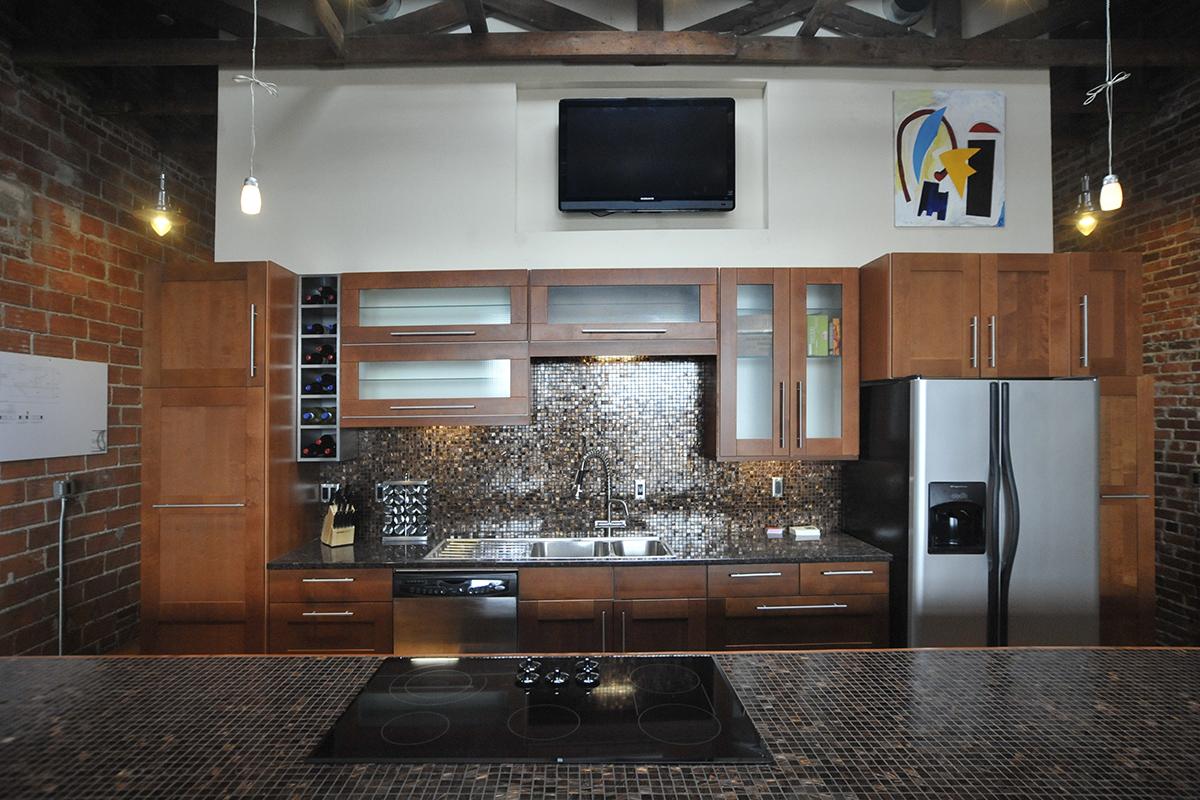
left=311, top=655, right=772, bottom=764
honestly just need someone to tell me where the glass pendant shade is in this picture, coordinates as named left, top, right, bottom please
left=1099, top=174, right=1123, bottom=211
left=1074, top=175, right=1099, bottom=236
left=241, top=176, right=262, bottom=215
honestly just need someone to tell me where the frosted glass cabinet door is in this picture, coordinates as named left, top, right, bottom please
left=530, top=269, right=718, bottom=356
left=342, top=271, right=528, bottom=344
left=340, top=343, right=531, bottom=427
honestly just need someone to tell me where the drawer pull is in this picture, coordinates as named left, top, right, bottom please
left=301, top=577, right=355, bottom=583
left=301, top=611, right=355, bottom=617
left=730, top=571, right=782, bottom=578
left=755, top=603, right=848, bottom=611
left=388, top=404, right=477, bottom=411
left=1100, top=493, right=1151, bottom=499
left=821, top=570, right=874, bottom=576
left=390, top=330, right=477, bottom=337
left=152, top=502, right=246, bottom=508
left=579, top=328, right=668, bottom=335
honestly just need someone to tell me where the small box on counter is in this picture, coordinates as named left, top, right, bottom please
left=765, top=526, right=785, bottom=539
left=790, top=525, right=821, bottom=541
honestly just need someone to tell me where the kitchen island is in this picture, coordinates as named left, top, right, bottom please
left=1, top=648, right=1196, bottom=799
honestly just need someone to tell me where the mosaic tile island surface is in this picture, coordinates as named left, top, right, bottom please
left=320, top=359, right=844, bottom=547
left=1, top=648, right=1196, bottom=799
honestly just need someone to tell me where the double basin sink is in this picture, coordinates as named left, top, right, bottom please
left=423, top=536, right=674, bottom=561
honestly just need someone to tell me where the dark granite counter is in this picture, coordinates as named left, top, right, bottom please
left=1, top=648, right=1196, bottom=799
left=267, top=530, right=890, bottom=569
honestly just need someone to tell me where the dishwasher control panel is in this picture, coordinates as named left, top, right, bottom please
left=393, top=572, right=518, bottom=598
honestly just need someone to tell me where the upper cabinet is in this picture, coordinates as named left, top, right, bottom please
left=860, top=252, right=1140, bottom=381
left=715, top=268, right=859, bottom=461
left=341, top=270, right=528, bottom=344
left=1069, top=252, right=1143, bottom=377
left=529, top=269, right=717, bottom=356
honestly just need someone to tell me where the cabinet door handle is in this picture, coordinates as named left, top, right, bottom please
left=621, top=610, right=627, bottom=652
left=151, top=502, right=246, bottom=509
left=755, top=603, right=848, bottom=611
left=821, top=569, right=874, bottom=576
left=301, top=577, right=355, bottom=583
left=796, top=380, right=804, bottom=448
left=778, top=381, right=785, bottom=448
left=601, top=609, right=607, bottom=652
left=970, top=316, right=978, bottom=368
left=730, top=571, right=782, bottom=578
left=390, top=330, right=476, bottom=337
left=301, top=611, right=354, bottom=617
left=1080, top=294, right=1090, bottom=367
left=579, top=328, right=667, bottom=335
left=387, top=404, right=477, bottom=411
left=988, top=315, right=997, bottom=368
left=248, top=303, right=258, bottom=378
left=1100, top=493, right=1151, bottom=499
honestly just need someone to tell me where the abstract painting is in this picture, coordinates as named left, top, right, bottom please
left=894, top=89, right=1005, bottom=227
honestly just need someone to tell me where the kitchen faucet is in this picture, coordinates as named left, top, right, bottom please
left=571, top=445, right=629, bottom=531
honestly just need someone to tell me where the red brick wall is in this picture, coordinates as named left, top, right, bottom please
left=0, top=41, right=214, bottom=655
left=1053, top=74, right=1200, bottom=646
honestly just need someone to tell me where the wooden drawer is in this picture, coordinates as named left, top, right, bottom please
left=268, top=602, right=392, bottom=653
left=268, top=569, right=392, bottom=603
left=520, top=567, right=613, bottom=600
left=712, top=594, right=888, bottom=650
left=614, top=565, right=706, bottom=599
left=800, top=562, right=889, bottom=595
left=706, top=564, right=799, bottom=597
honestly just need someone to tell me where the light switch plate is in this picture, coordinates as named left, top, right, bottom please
left=771, top=476, right=784, bottom=498
left=634, top=479, right=646, bottom=501
left=320, top=483, right=340, bottom=504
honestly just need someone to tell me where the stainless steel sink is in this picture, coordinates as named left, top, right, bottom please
left=608, top=537, right=673, bottom=558
left=527, top=538, right=611, bottom=559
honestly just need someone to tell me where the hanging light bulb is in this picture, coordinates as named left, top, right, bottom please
left=234, top=0, right=277, bottom=216
left=240, top=176, right=262, bottom=215
left=1099, top=173, right=1123, bottom=212
left=138, top=166, right=184, bottom=237
left=1074, top=176, right=1098, bottom=236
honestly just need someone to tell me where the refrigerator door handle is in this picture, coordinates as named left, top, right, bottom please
left=997, top=382, right=1022, bottom=647
left=987, top=382, right=1002, bottom=647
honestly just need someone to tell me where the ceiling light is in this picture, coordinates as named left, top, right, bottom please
left=1074, top=176, right=1098, bottom=236
left=138, top=167, right=184, bottom=237
left=1083, top=0, right=1129, bottom=212
left=1099, top=173, right=1123, bottom=212
left=234, top=0, right=277, bottom=216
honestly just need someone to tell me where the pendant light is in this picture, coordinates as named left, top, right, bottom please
left=1083, top=0, right=1129, bottom=211
left=137, top=160, right=184, bottom=237
left=1073, top=176, right=1099, bottom=237
left=234, top=0, right=277, bottom=216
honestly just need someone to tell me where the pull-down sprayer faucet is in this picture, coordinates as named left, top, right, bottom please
left=571, top=445, right=628, bottom=530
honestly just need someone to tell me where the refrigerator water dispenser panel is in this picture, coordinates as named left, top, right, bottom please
left=928, top=482, right=986, bottom=554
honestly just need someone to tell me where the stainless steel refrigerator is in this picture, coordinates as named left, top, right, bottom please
left=845, top=378, right=1100, bottom=648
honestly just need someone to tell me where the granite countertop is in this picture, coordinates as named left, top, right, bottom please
left=1, top=648, right=1196, bottom=799
left=267, top=530, right=891, bottom=569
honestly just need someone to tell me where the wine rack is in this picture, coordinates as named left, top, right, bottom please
left=297, top=275, right=354, bottom=462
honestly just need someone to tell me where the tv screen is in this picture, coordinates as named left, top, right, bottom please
left=558, top=98, right=735, bottom=213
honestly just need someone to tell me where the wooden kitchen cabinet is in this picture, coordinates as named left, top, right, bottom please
left=1098, top=375, right=1156, bottom=645
left=1070, top=252, right=1143, bottom=377
left=142, top=261, right=310, bottom=655
left=529, top=268, right=718, bottom=356
left=341, top=270, right=528, bottom=345
left=709, top=594, right=889, bottom=650
left=980, top=254, right=1071, bottom=378
left=339, top=342, right=531, bottom=427
left=614, top=599, right=707, bottom=652
left=268, top=602, right=393, bottom=654
left=518, top=600, right=614, bottom=653
left=715, top=268, right=859, bottom=460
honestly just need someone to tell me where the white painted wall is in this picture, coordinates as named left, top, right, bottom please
left=215, top=64, right=1052, bottom=273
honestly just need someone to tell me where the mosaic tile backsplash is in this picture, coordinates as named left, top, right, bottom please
left=319, top=359, right=841, bottom=547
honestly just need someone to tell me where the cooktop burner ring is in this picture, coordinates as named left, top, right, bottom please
left=506, top=704, right=582, bottom=742
left=389, top=668, right=484, bottom=705
left=380, top=711, right=452, bottom=747
left=630, top=662, right=703, bottom=695
left=637, top=703, right=723, bottom=746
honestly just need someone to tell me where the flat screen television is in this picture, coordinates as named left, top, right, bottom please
left=558, top=97, right=735, bottom=213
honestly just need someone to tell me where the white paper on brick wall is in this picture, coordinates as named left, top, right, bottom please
left=0, top=352, right=108, bottom=462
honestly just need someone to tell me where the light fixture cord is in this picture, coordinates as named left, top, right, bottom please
left=1083, top=0, right=1130, bottom=176
left=233, top=0, right=278, bottom=178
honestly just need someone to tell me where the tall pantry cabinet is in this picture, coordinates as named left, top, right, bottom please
left=141, top=261, right=312, bottom=653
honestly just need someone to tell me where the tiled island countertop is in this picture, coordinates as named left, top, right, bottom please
left=267, top=530, right=890, bottom=569
left=2, top=648, right=1196, bottom=799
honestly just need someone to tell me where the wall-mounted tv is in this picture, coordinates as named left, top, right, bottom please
left=558, top=97, right=735, bottom=213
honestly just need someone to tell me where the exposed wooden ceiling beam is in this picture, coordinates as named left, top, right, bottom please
left=310, top=0, right=345, bottom=57
left=797, top=0, right=845, bottom=38
left=934, top=0, right=961, bottom=40
left=727, top=0, right=818, bottom=36
left=820, top=6, right=926, bottom=37
left=14, top=32, right=1200, bottom=69
left=463, top=0, right=489, bottom=34
left=637, top=0, right=664, bottom=32
left=357, top=1, right=468, bottom=35
left=685, top=0, right=793, bottom=33
left=977, top=0, right=1103, bottom=39
left=482, top=0, right=617, bottom=32
left=152, top=0, right=307, bottom=38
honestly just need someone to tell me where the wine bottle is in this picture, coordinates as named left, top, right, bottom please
left=302, top=322, right=326, bottom=335
left=314, top=434, right=336, bottom=458
left=300, top=408, right=318, bottom=423
left=317, top=407, right=335, bottom=423
left=319, top=285, right=337, bottom=304
left=319, top=373, right=337, bottom=394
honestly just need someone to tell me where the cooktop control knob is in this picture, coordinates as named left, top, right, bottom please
left=517, top=658, right=541, bottom=672
left=574, top=658, right=599, bottom=673
left=544, top=669, right=570, bottom=686
left=515, top=670, right=540, bottom=688
left=575, top=670, right=601, bottom=688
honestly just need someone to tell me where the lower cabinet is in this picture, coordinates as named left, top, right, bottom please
left=708, top=594, right=888, bottom=650
left=614, top=599, right=707, bottom=652
left=518, top=600, right=613, bottom=653
left=267, top=568, right=393, bottom=654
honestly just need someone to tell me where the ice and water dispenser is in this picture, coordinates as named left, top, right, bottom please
left=927, top=482, right=987, bottom=554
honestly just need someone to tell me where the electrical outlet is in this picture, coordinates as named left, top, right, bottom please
left=53, top=478, right=75, bottom=499
left=320, top=483, right=341, bottom=504
left=771, top=476, right=784, bottom=498
left=634, top=479, right=647, bottom=501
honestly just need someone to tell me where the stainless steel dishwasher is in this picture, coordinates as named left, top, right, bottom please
left=392, top=571, right=518, bottom=655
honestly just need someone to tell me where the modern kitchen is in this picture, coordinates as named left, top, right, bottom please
left=1, top=1, right=1197, bottom=798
